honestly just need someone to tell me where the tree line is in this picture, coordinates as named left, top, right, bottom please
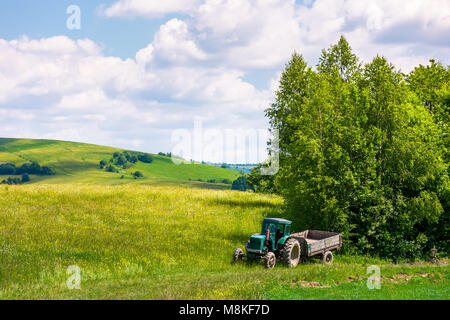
left=1, top=175, right=30, bottom=185
left=99, top=151, right=154, bottom=178
left=99, top=151, right=153, bottom=172
left=0, top=161, right=53, bottom=185
left=250, top=36, right=449, bottom=261
left=0, top=162, right=54, bottom=176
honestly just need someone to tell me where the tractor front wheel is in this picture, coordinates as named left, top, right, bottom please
left=264, top=252, right=276, bottom=269
left=233, top=248, right=244, bottom=262
left=281, top=238, right=301, bottom=268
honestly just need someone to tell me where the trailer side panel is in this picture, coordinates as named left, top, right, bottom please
left=290, top=230, right=342, bottom=257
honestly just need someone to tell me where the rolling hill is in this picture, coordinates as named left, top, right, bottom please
left=0, top=138, right=241, bottom=188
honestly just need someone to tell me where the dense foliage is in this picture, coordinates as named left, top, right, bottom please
left=231, top=175, right=252, bottom=191
left=137, top=153, right=153, bottom=164
left=247, top=163, right=278, bottom=194
left=99, top=151, right=153, bottom=172
left=266, top=36, right=449, bottom=261
left=1, top=177, right=22, bottom=185
left=206, top=178, right=232, bottom=184
left=1, top=174, right=30, bottom=185
left=133, top=171, right=144, bottom=178
left=0, top=162, right=54, bottom=176
left=158, top=152, right=172, bottom=157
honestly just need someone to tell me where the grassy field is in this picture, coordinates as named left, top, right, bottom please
left=0, top=184, right=448, bottom=300
left=0, top=138, right=240, bottom=187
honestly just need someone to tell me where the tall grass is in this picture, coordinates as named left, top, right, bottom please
left=0, top=184, right=280, bottom=298
left=0, top=184, right=448, bottom=300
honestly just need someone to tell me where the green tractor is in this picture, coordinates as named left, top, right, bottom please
left=233, top=218, right=342, bottom=268
left=233, top=218, right=300, bottom=268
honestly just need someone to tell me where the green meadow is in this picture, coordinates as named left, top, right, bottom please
left=0, top=138, right=448, bottom=299
left=0, top=185, right=448, bottom=299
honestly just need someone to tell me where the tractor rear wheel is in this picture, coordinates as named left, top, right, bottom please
left=282, top=238, right=301, bottom=268
left=233, top=248, right=244, bottom=262
left=322, top=251, right=333, bottom=264
left=264, top=252, right=276, bottom=268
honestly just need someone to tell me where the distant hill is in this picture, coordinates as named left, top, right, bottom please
left=0, top=138, right=240, bottom=188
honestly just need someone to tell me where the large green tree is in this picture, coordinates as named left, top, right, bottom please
left=266, top=36, right=448, bottom=260
left=407, top=60, right=450, bottom=255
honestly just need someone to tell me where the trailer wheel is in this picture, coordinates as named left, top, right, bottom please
left=282, top=238, right=301, bottom=268
left=233, top=248, right=244, bottom=262
left=322, top=251, right=333, bottom=264
left=264, top=252, right=276, bottom=269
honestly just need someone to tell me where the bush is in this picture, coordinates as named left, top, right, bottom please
left=21, top=174, right=30, bottom=183
left=16, top=163, right=31, bottom=175
left=138, top=154, right=153, bottom=163
left=0, top=163, right=16, bottom=175
left=40, top=166, right=54, bottom=175
left=133, top=171, right=143, bottom=178
left=1, top=162, right=53, bottom=176
left=232, top=176, right=252, bottom=191
left=116, top=155, right=127, bottom=166
left=101, top=151, right=154, bottom=173
left=246, top=164, right=278, bottom=194
left=1, top=177, right=22, bottom=185
left=129, top=155, right=138, bottom=163
left=29, top=162, right=41, bottom=174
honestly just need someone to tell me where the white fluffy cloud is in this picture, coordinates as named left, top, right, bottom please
left=149, top=18, right=208, bottom=64
left=104, top=0, right=450, bottom=71
left=1, top=0, right=449, bottom=161
left=102, top=0, right=202, bottom=18
left=194, top=0, right=302, bottom=69
left=0, top=34, right=270, bottom=156
left=101, top=0, right=450, bottom=73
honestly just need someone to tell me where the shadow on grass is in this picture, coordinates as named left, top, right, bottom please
left=226, top=230, right=256, bottom=244
left=209, top=198, right=279, bottom=209
left=0, top=138, right=17, bottom=148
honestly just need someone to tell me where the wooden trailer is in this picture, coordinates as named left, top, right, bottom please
left=290, top=230, right=342, bottom=263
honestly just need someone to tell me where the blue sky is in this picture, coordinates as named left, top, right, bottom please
left=0, top=0, right=449, bottom=162
left=0, top=1, right=166, bottom=58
